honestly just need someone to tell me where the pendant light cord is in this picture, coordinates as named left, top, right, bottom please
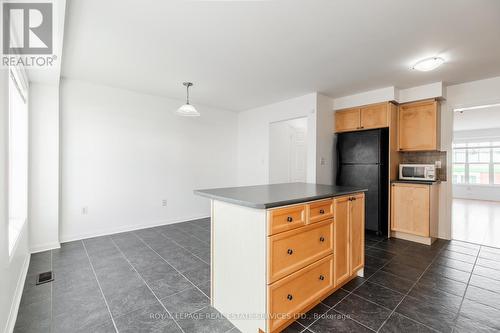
left=186, top=84, right=190, bottom=104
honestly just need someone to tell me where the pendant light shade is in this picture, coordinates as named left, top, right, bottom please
left=176, top=82, right=200, bottom=116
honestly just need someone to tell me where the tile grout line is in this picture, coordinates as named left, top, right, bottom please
left=297, top=236, right=395, bottom=333
left=184, top=305, right=236, bottom=333
left=159, top=231, right=210, bottom=266
left=165, top=224, right=211, bottom=246
left=374, top=243, right=448, bottom=333
left=450, top=244, right=482, bottom=333
left=81, top=240, right=120, bottom=333
left=133, top=232, right=211, bottom=304
left=303, top=238, right=390, bottom=333
left=309, top=239, right=446, bottom=333
left=109, top=237, right=186, bottom=333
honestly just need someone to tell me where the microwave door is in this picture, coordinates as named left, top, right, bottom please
left=402, top=166, right=416, bottom=178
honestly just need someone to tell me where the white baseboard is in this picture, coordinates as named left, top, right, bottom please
left=4, top=253, right=30, bottom=333
left=30, top=241, right=61, bottom=254
left=60, top=215, right=210, bottom=243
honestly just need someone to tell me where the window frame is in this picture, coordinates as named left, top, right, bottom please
left=452, top=140, right=500, bottom=187
left=7, top=65, right=29, bottom=257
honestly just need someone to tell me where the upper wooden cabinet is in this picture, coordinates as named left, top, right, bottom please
left=335, top=102, right=391, bottom=133
left=360, top=103, right=390, bottom=130
left=398, top=99, right=440, bottom=151
left=335, top=108, right=360, bottom=132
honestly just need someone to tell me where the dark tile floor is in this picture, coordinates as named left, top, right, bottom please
left=14, top=219, right=500, bottom=333
left=284, top=234, right=500, bottom=333
left=14, top=218, right=235, bottom=333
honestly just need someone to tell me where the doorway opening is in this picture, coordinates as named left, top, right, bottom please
left=269, top=117, right=308, bottom=184
left=451, top=103, right=500, bottom=248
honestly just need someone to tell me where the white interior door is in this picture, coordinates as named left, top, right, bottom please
left=269, top=117, right=308, bottom=184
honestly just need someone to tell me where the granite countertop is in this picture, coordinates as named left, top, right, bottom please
left=194, top=182, right=367, bottom=209
left=391, top=179, right=441, bottom=185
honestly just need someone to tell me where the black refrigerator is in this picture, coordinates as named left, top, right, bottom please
left=336, top=128, right=389, bottom=236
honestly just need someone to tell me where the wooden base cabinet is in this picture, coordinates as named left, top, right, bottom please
left=390, top=182, right=438, bottom=245
left=210, top=194, right=365, bottom=333
left=333, top=193, right=365, bottom=286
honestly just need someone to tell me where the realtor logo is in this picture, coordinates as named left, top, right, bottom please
left=2, top=2, right=53, bottom=55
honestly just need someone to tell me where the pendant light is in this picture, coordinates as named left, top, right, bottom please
left=176, top=82, right=200, bottom=116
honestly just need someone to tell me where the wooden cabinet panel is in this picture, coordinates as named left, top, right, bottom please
left=268, top=255, right=334, bottom=332
left=350, top=193, right=365, bottom=275
left=335, top=108, right=360, bottom=133
left=268, top=204, right=306, bottom=236
left=268, top=219, right=333, bottom=283
left=360, top=103, right=389, bottom=130
left=333, top=196, right=350, bottom=286
left=308, top=199, right=334, bottom=224
left=391, top=183, right=430, bottom=237
left=398, top=100, right=440, bottom=151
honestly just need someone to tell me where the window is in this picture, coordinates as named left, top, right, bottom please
left=8, top=68, right=28, bottom=255
left=452, top=141, right=500, bottom=186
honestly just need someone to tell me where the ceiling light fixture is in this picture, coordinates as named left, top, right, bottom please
left=176, top=82, right=200, bottom=116
left=412, top=57, right=445, bottom=72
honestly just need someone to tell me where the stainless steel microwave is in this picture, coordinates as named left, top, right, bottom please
left=399, top=164, right=436, bottom=181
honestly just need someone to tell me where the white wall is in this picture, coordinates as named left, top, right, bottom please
left=237, top=93, right=317, bottom=186
left=454, top=128, right=500, bottom=140
left=332, top=83, right=444, bottom=110
left=316, top=94, right=335, bottom=185
left=0, top=70, right=30, bottom=333
left=29, top=84, right=60, bottom=252
left=60, top=79, right=238, bottom=241
left=444, top=76, right=500, bottom=235
left=454, top=185, right=500, bottom=202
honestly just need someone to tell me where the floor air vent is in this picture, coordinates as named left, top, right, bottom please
left=36, top=271, right=54, bottom=285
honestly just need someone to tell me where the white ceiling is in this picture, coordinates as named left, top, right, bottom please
left=62, top=0, right=500, bottom=111
left=454, top=105, right=500, bottom=131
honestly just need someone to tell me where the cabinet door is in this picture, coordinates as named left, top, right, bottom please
left=398, top=100, right=438, bottom=151
left=391, top=183, right=430, bottom=237
left=360, top=103, right=389, bottom=130
left=335, top=108, right=360, bottom=133
left=333, top=196, right=350, bottom=286
left=350, top=193, right=365, bottom=275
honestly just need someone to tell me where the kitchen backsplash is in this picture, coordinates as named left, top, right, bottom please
left=399, top=151, right=448, bottom=181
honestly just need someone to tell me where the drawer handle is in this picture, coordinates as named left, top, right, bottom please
left=319, top=209, right=325, bottom=214
left=319, top=236, right=325, bottom=242
left=287, top=294, right=293, bottom=301
left=319, top=275, right=325, bottom=281
left=286, top=216, right=293, bottom=223
left=287, top=249, right=293, bottom=255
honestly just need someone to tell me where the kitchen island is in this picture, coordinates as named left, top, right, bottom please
left=195, top=183, right=367, bottom=333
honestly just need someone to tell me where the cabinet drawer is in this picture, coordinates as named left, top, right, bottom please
left=268, top=219, right=333, bottom=283
left=268, top=255, right=334, bottom=332
left=268, top=204, right=306, bottom=236
left=308, top=199, right=333, bottom=224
